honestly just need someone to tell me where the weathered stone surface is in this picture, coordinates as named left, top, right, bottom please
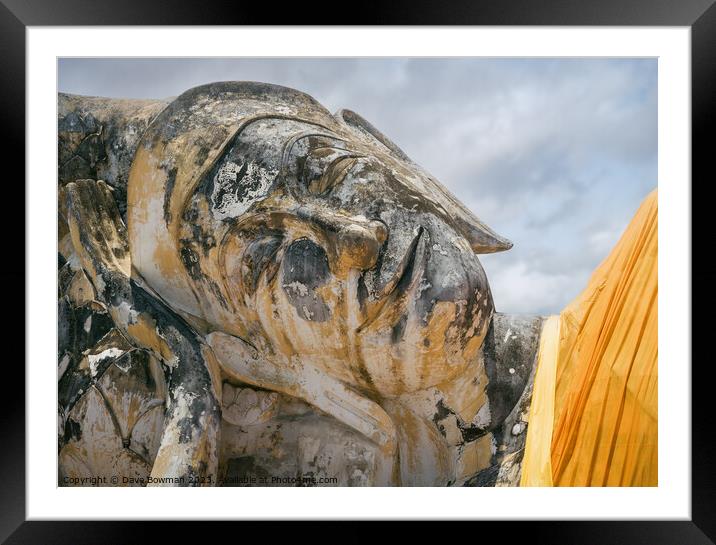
left=58, top=94, right=170, bottom=220
left=219, top=393, right=390, bottom=487
left=58, top=268, right=167, bottom=485
left=58, top=82, right=545, bottom=487
left=462, top=314, right=543, bottom=486
left=60, top=179, right=221, bottom=486
left=221, top=382, right=279, bottom=426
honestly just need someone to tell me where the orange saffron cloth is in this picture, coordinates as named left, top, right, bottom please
left=521, top=189, right=657, bottom=486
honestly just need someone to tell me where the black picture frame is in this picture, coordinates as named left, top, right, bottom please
left=5, top=0, right=714, bottom=542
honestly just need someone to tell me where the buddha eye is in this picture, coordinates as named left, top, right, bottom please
left=300, top=144, right=362, bottom=196
left=287, top=133, right=361, bottom=196
left=305, top=153, right=360, bottom=195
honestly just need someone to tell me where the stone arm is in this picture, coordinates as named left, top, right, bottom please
left=63, top=179, right=222, bottom=486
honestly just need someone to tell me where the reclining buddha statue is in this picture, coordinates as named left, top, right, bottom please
left=57, top=82, right=657, bottom=487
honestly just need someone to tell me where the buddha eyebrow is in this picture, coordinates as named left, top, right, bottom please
left=191, top=115, right=338, bottom=203
left=280, top=130, right=346, bottom=173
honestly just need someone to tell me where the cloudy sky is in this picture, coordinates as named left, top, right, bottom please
left=58, top=58, right=657, bottom=315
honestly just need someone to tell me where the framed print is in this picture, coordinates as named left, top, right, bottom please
left=5, top=0, right=714, bottom=542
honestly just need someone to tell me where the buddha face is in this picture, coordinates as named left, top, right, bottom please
left=129, top=82, right=511, bottom=398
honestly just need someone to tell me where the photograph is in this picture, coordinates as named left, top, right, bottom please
left=56, top=57, right=658, bottom=488
left=0, top=0, right=706, bottom=535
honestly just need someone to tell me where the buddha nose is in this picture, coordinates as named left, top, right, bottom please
left=293, top=204, right=387, bottom=271
left=333, top=217, right=388, bottom=270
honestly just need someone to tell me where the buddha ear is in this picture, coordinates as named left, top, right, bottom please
left=335, top=108, right=411, bottom=162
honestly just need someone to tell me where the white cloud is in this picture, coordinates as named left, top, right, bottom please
left=481, top=258, right=591, bottom=316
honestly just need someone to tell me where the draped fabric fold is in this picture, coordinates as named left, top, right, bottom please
left=521, top=189, right=658, bottom=487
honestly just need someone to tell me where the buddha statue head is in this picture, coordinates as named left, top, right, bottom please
left=128, top=82, right=512, bottom=401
